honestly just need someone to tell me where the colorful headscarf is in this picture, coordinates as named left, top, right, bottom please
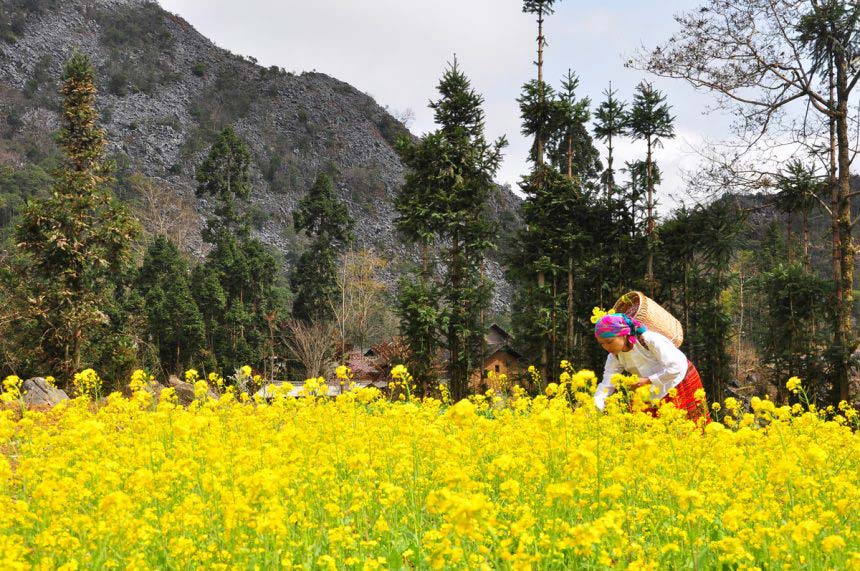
left=594, top=313, right=647, bottom=345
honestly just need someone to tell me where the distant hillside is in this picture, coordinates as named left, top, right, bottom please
left=731, top=176, right=860, bottom=280
left=0, top=0, right=521, bottom=311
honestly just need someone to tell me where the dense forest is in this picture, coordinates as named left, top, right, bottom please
left=1, top=0, right=859, bottom=408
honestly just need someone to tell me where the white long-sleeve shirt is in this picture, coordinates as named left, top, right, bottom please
left=594, top=330, right=688, bottom=410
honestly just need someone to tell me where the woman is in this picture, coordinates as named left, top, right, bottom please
left=593, top=313, right=709, bottom=423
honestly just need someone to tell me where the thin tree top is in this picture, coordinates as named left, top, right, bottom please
left=522, top=0, right=559, bottom=16
left=294, top=172, right=354, bottom=246
left=430, top=58, right=488, bottom=140
left=628, top=81, right=675, bottom=145
left=557, top=70, right=591, bottom=128
left=775, top=160, right=822, bottom=214
left=196, top=127, right=251, bottom=201
left=59, top=52, right=106, bottom=174
left=593, top=84, right=628, bottom=143
left=797, top=1, right=860, bottom=73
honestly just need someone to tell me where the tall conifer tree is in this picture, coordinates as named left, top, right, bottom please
left=291, top=173, right=354, bottom=324
left=514, top=0, right=562, bottom=379
left=136, top=236, right=205, bottom=375
left=593, top=84, right=628, bottom=201
left=628, top=81, right=674, bottom=295
left=545, top=70, right=600, bottom=357
left=396, top=60, right=506, bottom=400
left=16, top=53, right=139, bottom=380
left=194, top=128, right=281, bottom=371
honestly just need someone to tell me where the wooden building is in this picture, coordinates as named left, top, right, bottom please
left=470, top=324, right=522, bottom=391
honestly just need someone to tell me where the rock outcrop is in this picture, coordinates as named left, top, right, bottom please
left=22, top=377, right=70, bottom=407
left=0, top=0, right=520, bottom=311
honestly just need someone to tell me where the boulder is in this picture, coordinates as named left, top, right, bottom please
left=22, top=377, right=69, bottom=407
left=167, top=375, right=217, bottom=405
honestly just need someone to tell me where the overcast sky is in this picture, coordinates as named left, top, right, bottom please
left=158, top=0, right=733, bottom=208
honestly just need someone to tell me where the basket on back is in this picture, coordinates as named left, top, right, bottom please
left=612, top=291, right=684, bottom=348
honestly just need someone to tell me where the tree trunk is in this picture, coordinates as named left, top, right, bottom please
left=72, top=326, right=81, bottom=379
left=606, top=131, right=614, bottom=202
left=567, top=133, right=573, bottom=179
left=537, top=13, right=544, bottom=84
left=538, top=270, right=547, bottom=381
left=802, top=209, right=810, bottom=270
left=567, top=256, right=574, bottom=357
left=631, top=169, right=637, bottom=238
left=551, top=273, right=558, bottom=371
left=565, top=134, right=575, bottom=359
left=683, top=263, right=690, bottom=358
left=736, top=266, right=743, bottom=383
left=479, top=262, right=486, bottom=388
left=450, top=229, right=464, bottom=400
left=834, top=48, right=854, bottom=404
left=341, top=250, right=348, bottom=361
left=536, top=12, right=545, bottom=166
left=421, top=241, right=430, bottom=277
left=646, top=138, right=655, bottom=295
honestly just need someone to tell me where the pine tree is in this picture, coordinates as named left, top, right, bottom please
left=655, top=200, right=741, bottom=401
left=513, top=2, right=563, bottom=378
left=194, top=127, right=282, bottom=371
left=548, top=71, right=601, bottom=186
left=521, top=0, right=561, bottom=164
left=628, top=81, right=675, bottom=295
left=394, top=275, right=446, bottom=393
left=775, top=160, right=820, bottom=266
left=394, top=132, right=449, bottom=389
left=395, top=60, right=506, bottom=400
left=593, top=83, right=628, bottom=200
left=291, top=172, right=354, bottom=324
left=196, top=127, right=252, bottom=240
left=190, top=263, right=227, bottom=370
left=136, top=236, right=205, bottom=375
left=15, top=53, right=139, bottom=381
left=518, top=80, right=559, bottom=167
left=546, top=71, right=602, bottom=356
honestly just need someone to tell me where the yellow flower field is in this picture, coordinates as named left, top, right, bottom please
left=1, top=369, right=859, bottom=570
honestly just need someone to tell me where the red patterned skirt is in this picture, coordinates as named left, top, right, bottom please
left=648, top=361, right=711, bottom=424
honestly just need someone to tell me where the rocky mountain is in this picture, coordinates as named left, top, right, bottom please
left=0, top=0, right=521, bottom=311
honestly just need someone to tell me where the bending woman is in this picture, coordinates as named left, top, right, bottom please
left=592, top=313, right=709, bottom=423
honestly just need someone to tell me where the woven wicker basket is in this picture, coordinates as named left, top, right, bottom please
left=612, top=291, right=684, bottom=348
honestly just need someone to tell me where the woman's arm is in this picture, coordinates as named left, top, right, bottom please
left=641, top=332, right=688, bottom=395
left=594, top=354, right=622, bottom=410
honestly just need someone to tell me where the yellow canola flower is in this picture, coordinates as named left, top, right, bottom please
left=1, top=375, right=22, bottom=402
left=0, top=364, right=857, bottom=570
left=590, top=306, right=612, bottom=324
left=335, top=365, right=351, bottom=380
left=786, top=376, right=802, bottom=393
left=71, top=368, right=101, bottom=399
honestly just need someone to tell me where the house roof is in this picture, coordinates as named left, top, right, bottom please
left=486, top=345, right=522, bottom=360
left=346, top=352, right=378, bottom=377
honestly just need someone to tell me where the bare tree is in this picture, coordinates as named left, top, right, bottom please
left=282, top=319, right=338, bottom=380
left=635, top=0, right=860, bottom=402
left=129, top=174, right=200, bottom=254
left=331, top=249, right=394, bottom=356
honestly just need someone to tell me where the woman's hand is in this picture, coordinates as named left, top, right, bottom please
left=631, top=378, right=652, bottom=390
